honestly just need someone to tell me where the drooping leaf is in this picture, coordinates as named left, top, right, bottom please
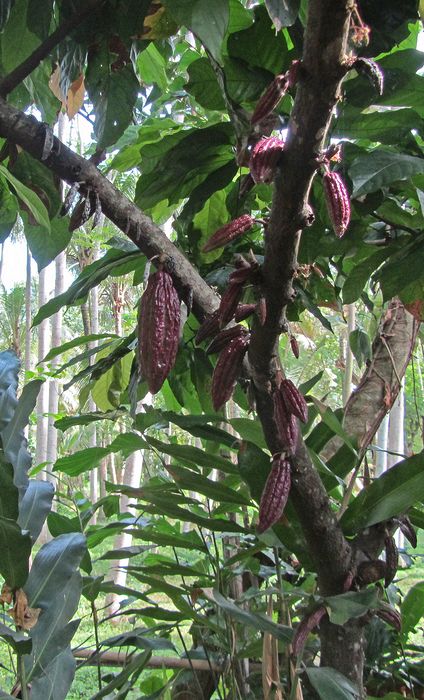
left=349, top=329, right=372, bottom=368
left=350, top=151, right=424, bottom=197
left=163, top=0, right=230, bottom=62
left=0, top=164, right=50, bottom=233
left=305, top=667, right=359, bottom=700
left=18, top=480, right=54, bottom=542
left=325, top=589, right=381, bottom=626
left=29, top=647, right=76, bottom=700
left=341, top=452, right=424, bottom=534
left=0, top=516, right=31, bottom=589
left=264, top=0, right=300, bottom=29
left=0, top=621, right=32, bottom=655
left=401, top=581, right=424, bottom=640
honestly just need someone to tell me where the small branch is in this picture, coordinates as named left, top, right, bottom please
left=0, top=0, right=106, bottom=97
left=74, top=648, right=262, bottom=673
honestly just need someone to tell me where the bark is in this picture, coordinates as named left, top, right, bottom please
left=34, top=266, right=49, bottom=471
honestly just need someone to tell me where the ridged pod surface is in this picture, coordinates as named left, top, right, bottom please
left=195, top=310, right=220, bottom=345
left=206, top=325, right=248, bottom=355
left=290, top=335, right=300, bottom=359
left=292, top=606, right=327, bottom=657
left=257, top=455, right=291, bottom=533
left=250, top=74, right=288, bottom=126
left=280, top=379, right=308, bottom=423
left=398, top=516, right=417, bottom=548
left=211, top=334, right=250, bottom=411
left=202, top=214, right=255, bottom=253
left=375, top=605, right=401, bottom=631
left=384, top=536, right=398, bottom=587
left=249, top=137, right=285, bottom=184
left=218, top=282, right=245, bottom=328
left=138, top=269, right=181, bottom=394
left=235, top=303, right=256, bottom=322
left=323, top=170, right=351, bottom=238
left=273, top=388, right=299, bottom=454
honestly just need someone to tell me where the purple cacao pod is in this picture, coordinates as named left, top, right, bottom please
left=211, top=334, right=250, bottom=411
left=323, top=170, right=350, bottom=238
left=257, top=455, right=291, bottom=533
left=249, top=137, right=285, bottom=184
left=273, top=388, right=299, bottom=454
left=280, top=379, right=308, bottom=423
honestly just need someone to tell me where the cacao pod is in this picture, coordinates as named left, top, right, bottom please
left=384, top=536, right=398, bottom=587
left=290, top=335, right=300, bottom=359
left=375, top=605, right=401, bottom=631
left=211, top=334, right=250, bottom=411
left=195, top=310, right=220, bottom=345
left=257, top=455, right=291, bottom=533
left=250, top=74, right=288, bottom=126
left=235, top=303, right=256, bottom=322
left=138, top=269, right=181, bottom=394
left=249, top=137, right=285, bottom=184
left=218, top=281, right=245, bottom=328
left=356, top=559, right=386, bottom=586
left=206, top=325, right=248, bottom=355
left=322, top=170, right=350, bottom=238
left=398, top=516, right=417, bottom=549
left=292, top=606, right=327, bottom=657
left=202, top=214, right=255, bottom=253
left=354, top=57, right=384, bottom=95
left=280, top=379, right=308, bottom=423
left=273, top=388, right=299, bottom=454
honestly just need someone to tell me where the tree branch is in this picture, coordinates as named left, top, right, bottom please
left=0, top=0, right=106, bottom=97
left=0, top=97, right=218, bottom=319
left=249, top=0, right=355, bottom=595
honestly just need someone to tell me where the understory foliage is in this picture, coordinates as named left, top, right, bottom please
left=0, top=1, right=423, bottom=699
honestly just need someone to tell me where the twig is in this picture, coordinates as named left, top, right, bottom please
left=0, top=0, right=106, bottom=97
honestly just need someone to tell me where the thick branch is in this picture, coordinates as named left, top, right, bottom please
left=250, top=0, right=355, bottom=596
left=0, top=98, right=218, bottom=318
left=0, top=0, right=106, bottom=97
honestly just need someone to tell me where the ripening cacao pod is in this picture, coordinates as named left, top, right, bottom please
left=353, top=57, right=384, bottom=95
left=229, top=264, right=256, bottom=286
left=273, top=388, right=299, bottom=454
left=292, top=606, right=327, bottom=657
left=195, top=310, right=220, bottom=345
left=280, top=379, right=308, bottom=423
left=322, top=170, right=350, bottom=238
left=250, top=74, right=289, bottom=126
left=384, top=536, right=398, bottom=587
left=202, top=214, right=255, bottom=253
left=249, top=137, right=285, bottom=184
left=257, top=455, right=291, bottom=533
left=138, top=269, right=181, bottom=394
left=398, top=516, right=417, bottom=549
left=375, top=605, right=401, bottom=631
left=290, top=335, right=300, bottom=359
left=235, top=303, right=256, bottom=322
left=211, top=334, right=250, bottom=411
left=218, top=281, right=245, bottom=328
left=206, top=325, right=248, bottom=355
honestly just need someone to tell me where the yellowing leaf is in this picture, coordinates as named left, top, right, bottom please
left=67, top=74, right=85, bottom=120
left=49, top=64, right=66, bottom=107
left=139, top=3, right=178, bottom=39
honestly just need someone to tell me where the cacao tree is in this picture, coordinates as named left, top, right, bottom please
left=0, top=0, right=423, bottom=698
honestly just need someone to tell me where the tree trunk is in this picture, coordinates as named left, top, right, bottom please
left=45, top=250, right=66, bottom=487
left=24, top=245, right=32, bottom=374
left=35, top=265, right=49, bottom=471
left=342, top=304, right=356, bottom=406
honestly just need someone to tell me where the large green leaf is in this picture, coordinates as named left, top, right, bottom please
left=163, top=0, right=229, bottom=61
left=1, top=379, right=42, bottom=468
left=146, top=435, right=237, bottom=473
left=167, top=463, right=250, bottom=505
left=342, top=248, right=393, bottom=304
left=0, top=622, right=32, bottom=655
left=0, top=516, right=31, bottom=589
left=24, top=215, right=73, bottom=271
left=0, top=164, right=50, bottom=233
left=0, top=461, right=18, bottom=520
left=341, top=453, right=424, bottom=534
left=32, top=248, right=144, bottom=325
left=0, top=0, right=15, bottom=31
left=264, top=0, right=300, bottom=28
left=29, top=647, right=76, bottom=700
left=401, top=581, right=424, bottom=641
left=305, top=668, right=359, bottom=700
left=324, top=589, right=381, bottom=626
left=350, top=151, right=424, bottom=197
left=373, top=238, right=424, bottom=301
left=227, top=5, right=289, bottom=74
left=18, top=480, right=54, bottom=542
left=43, top=333, right=118, bottom=363
left=24, top=533, right=86, bottom=609
left=0, top=174, right=18, bottom=243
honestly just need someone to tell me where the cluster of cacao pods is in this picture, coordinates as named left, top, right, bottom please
left=137, top=262, right=181, bottom=394
left=273, top=377, right=308, bottom=455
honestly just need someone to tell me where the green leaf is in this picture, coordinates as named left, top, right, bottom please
left=341, top=452, right=424, bottom=534
left=0, top=164, right=50, bottom=233
left=342, top=248, right=393, bottom=304
left=264, top=0, right=300, bottom=29
left=24, top=533, right=86, bottom=609
left=401, top=581, right=424, bottom=640
left=86, top=43, right=139, bottom=149
left=146, top=435, right=237, bottom=473
left=163, top=0, right=230, bottom=62
left=0, top=516, right=31, bottom=589
left=325, top=589, right=380, bottom=626
left=202, top=589, right=293, bottom=642
left=24, top=215, right=72, bottom=271
left=349, top=329, right=372, bottom=368
left=229, top=418, right=267, bottom=449
left=305, top=667, right=359, bottom=700
left=1, top=379, right=42, bottom=467
left=0, top=174, right=18, bottom=243
left=167, top=464, right=250, bottom=505
left=0, top=622, right=32, bottom=655
left=237, top=440, right=270, bottom=502
left=137, top=43, right=167, bottom=91
left=310, top=398, right=357, bottom=454
left=18, top=480, right=54, bottom=542
left=374, top=239, right=424, bottom=301
left=0, top=0, right=15, bottom=31
left=350, top=151, right=424, bottom=197
left=54, top=446, right=109, bottom=477
left=32, top=249, right=144, bottom=325
left=29, top=647, right=76, bottom=700
left=0, top=461, right=18, bottom=521
left=227, top=5, right=289, bottom=74
left=43, top=333, right=118, bottom=363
